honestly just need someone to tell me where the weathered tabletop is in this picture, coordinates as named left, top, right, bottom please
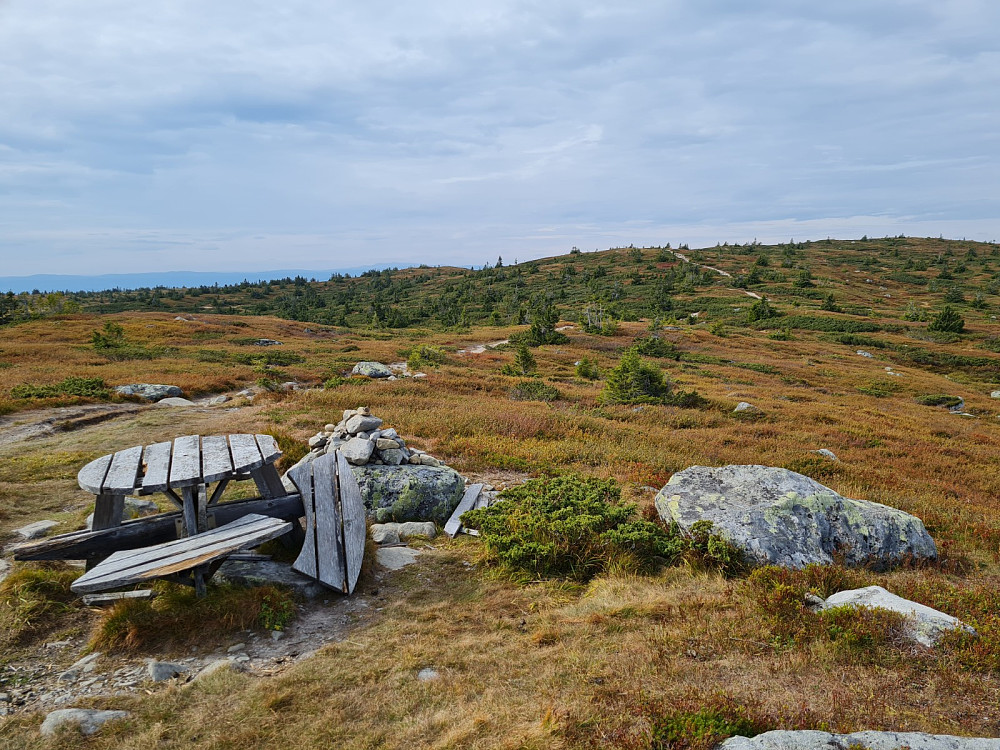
left=78, top=434, right=286, bottom=539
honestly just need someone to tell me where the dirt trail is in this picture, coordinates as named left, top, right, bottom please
left=0, top=403, right=150, bottom=450
left=458, top=339, right=509, bottom=355
left=670, top=250, right=762, bottom=299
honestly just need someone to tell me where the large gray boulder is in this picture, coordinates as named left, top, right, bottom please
left=655, top=465, right=936, bottom=569
left=351, top=361, right=393, bottom=378
left=821, top=585, right=974, bottom=647
left=720, top=730, right=1000, bottom=749
left=114, top=384, right=183, bottom=400
left=352, top=464, right=465, bottom=524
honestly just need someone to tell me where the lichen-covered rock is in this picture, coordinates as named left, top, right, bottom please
left=351, top=361, right=393, bottom=378
left=114, top=383, right=183, bottom=401
left=351, top=464, right=465, bottom=524
left=820, top=585, right=974, bottom=647
left=720, top=730, right=1000, bottom=750
left=654, top=465, right=937, bottom=569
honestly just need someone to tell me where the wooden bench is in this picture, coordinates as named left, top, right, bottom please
left=71, top=514, right=293, bottom=597
left=287, top=450, right=366, bottom=595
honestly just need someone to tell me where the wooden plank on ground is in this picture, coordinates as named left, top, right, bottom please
left=228, top=434, right=264, bottom=473
left=71, top=514, right=293, bottom=594
left=313, top=452, right=345, bottom=590
left=444, top=483, right=483, bottom=538
left=201, top=435, right=233, bottom=483
left=78, top=454, right=113, bottom=495
left=103, top=445, right=144, bottom=494
left=338, top=451, right=366, bottom=595
left=255, top=434, right=282, bottom=465
left=288, top=462, right=318, bottom=579
left=141, top=441, right=172, bottom=494
left=82, top=590, right=155, bottom=606
left=169, top=435, right=203, bottom=488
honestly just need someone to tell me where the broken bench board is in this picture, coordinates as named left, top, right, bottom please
left=287, top=450, right=366, bottom=594
left=14, top=493, right=304, bottom=561
left=444, top=483, right=483, bottom=538
left=70, top=514, right=293, bottom=595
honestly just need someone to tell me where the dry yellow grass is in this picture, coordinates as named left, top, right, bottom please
left=1, top=308, right=1000, bottom=747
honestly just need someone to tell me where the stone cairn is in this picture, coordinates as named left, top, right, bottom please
left=307, top=406, right=444, bottom=467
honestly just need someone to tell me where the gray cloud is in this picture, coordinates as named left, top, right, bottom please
left=0, top=0, right=997, bottom=274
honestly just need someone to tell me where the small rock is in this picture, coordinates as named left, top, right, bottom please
left=324, top=423, right=337, bottom=432
left=308, top=434, right=327, bottom=449
left=14, top=520, right=59, bottom=540
left=376, top=437, right=401, bottom=450
left=155, top=397, right=196, bottom=407
left=341, top=437, right=376, bottom=465
left=227, top=643, right=246, bottom=653
left=810, top=448, right=839, bottom=462
left=417, top=668, right=439, bottom=681
left=719, top=730, right=1000, bottom=749
left=115, top=384, right=183, bottom=400
left=370, top=524, right=401, bottom=545
left=40, top=708, right=129, bottom=737
left=376, top=546, right=421, bottom=570
left=380, top=448, right=405, bottom=466
left=57, top=652, right=101, bottom=683
left=991, top=390, right=1000, bottom=399
left=346, top=414, right=384, bottom=434
left=821, top=586, right=974, bottom=647
left=398, top=521, right=437, bottom=540
left=857, top=350, right=873, bottom=358
left=380, top=428, right=398, bottom=440
left=733, top=402, right=759, bottom=414
left=270, top=629, right=284, bottom=641
left=147, top=660, right=188, bottom=682
left=192, top=659, right=245, bottom=682
left=208, top=395, right=230, bottom=405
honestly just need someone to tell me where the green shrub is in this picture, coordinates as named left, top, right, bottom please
left=462, top=476, right=737, bottom=582
left=651, top=700, right=760, bottom=750
left=90, top=322, right=163, bottom=361
left=600, top=349, right=672, bottom=405
left=746, top=296, right=780, bottom=323
left=759, top=315, right=884, bottom=333
left=928, top=306, right=965, bottom=334
left=767, top=327, right=792, bottom=341
left=323, top=375, right=347, bottom=388
left=232, top=350, right=305, bottom=366
left=462, top=475, right=681, bottom=581
left=918, top=394, right=963, bottom=408
left=633, top=336, right=681, bottom=359
left=856, top=380, right=902, bottom=397
left=407, top=344, right=448, bottom=370
left=575, top=357, right=600, bottom=380
left=11, top=377, right=110, bottom=400
left=509, top=380, right=561, bottom=402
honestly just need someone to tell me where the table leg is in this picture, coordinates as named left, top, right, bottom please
left=196, top=485, right=209, bottom=532
left=193, top=565, right=207, bottom=598
left=180, top=487, right=198, bottom=538
left=87, top=493, right=125, bottom=570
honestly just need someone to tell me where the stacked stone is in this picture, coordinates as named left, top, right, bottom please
left=306, top=406, right=444, bottom=467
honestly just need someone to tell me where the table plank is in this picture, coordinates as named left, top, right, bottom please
left=169, top=435, right=202, bottom=488
left=444, top=484, right=483, bottom=538
left=71, top=514, right=292, bottom=594
left=201, top=436, right=233, bottom=484
left=229, top=434, right=264, bottom=473
left=288, top=461, right=318, bottom=579
left=78, top=454, right=113, bottom=495
left=141, top=441, right=172, bottom=494
left=338, top=451, right=366, bottom=595
left=313, top=452, right=345, bottom=590
left=255, top=434, right=282, bottom=465
left=103, top=446, right=144, bottom=494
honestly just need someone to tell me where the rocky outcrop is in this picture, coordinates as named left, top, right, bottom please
left=819, top=585, right=974, bottom=647
left=655, top=465, right=936, bottom=569
left=114, top=384, right=182, bottom=401
left=720, top=730, right=1000, bottom=749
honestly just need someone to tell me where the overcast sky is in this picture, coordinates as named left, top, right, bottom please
left=1, top=0, right=998, bottom=276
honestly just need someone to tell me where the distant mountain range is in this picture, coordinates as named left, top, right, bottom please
left=0, top=265, right=414, bottom=294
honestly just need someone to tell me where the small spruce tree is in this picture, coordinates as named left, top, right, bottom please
left=600, top=349, right=671, bottom=405
left=927, top=306, right=965, bottom=334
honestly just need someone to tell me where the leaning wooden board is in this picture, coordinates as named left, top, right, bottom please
left=288, top=450, right=366, bottom=594
left=70, top=514, right=293, bottom=594
left=444, top=483, right=483, bottom=538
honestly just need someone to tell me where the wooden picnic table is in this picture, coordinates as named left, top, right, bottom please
left=78, top=433, right=287, bottom=541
